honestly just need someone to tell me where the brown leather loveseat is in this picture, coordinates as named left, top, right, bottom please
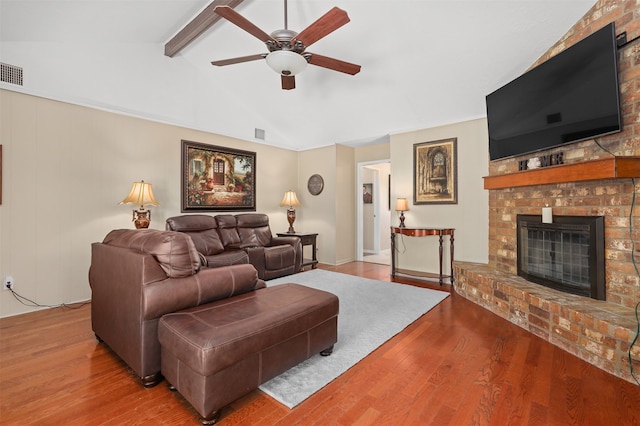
left=89, top=228, right=339, bottom=423
left=89, top=228, right=266, bottom=387
left=166, top=213, right=302, bottom=280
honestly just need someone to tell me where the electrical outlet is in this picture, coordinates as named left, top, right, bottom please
left=3, top=276, right=13, bottom=291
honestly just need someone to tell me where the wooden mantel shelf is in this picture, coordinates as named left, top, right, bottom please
left=483, top=156, right=640, bottom=190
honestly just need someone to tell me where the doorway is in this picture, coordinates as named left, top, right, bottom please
left=356, top=160, right=391, bottom=264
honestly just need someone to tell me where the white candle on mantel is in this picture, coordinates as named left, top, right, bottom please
left=542, top=206, right=553, bottom=223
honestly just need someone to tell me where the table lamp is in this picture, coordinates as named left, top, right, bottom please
left=280, top=190, right=301, bottom=233
left=395, top=198, right=409, bottom=228
left=120, top=180, right=159, bottom=229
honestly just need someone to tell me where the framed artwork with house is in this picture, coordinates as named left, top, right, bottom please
left=181, top=140, right=256, bottom=212
left=413, top=137, right=458, bottom=205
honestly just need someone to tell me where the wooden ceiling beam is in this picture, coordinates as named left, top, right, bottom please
left=164, top=0, right=245, bottom=57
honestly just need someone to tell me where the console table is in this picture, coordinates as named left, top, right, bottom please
left=276, top=232, right=318, bottom=269
left=390, top=227, right=455, bottom=285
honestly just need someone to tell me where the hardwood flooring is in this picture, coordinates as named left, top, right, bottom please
left=1, top=262, right=638, bottom=425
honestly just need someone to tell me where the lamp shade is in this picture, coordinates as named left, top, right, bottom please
left=280, top=190, right=301, bottom=208
left=266, top=50, right=308, bottom=76
left=395, top=198, right=409, bottom=212
left=120, top=181, right=159, bottom=208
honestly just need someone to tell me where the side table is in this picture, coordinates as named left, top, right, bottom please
left=390, top=227, right=455, bottom=285
left=277, top=232, right=318, bottom=269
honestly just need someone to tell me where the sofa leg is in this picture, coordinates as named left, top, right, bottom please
left=320, top=345, right=334, bottom=356
left=201, top=410, right=222, bottom=425
left=94, top=334, right=103, bottom=343
left=167, top=382, right=176, bottom=391
left=141, top=372, right=163, bottom=388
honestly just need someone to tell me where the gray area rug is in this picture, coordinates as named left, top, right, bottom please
left=259, top=269, right=449, bottom=408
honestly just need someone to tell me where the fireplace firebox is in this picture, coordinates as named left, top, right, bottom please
left=517, top=215, right=605, bottom=300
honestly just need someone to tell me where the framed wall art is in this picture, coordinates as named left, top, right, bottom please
left=181, top=140, right=256, bottom=212
left=363, top=183, right=373, bottom=204
left=413, top=137, right=458, bottom=204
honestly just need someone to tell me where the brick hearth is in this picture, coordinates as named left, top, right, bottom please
left=454, top=262, right=639, bottom=383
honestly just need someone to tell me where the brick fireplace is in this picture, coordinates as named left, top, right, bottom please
left=454, top=0, right=640, bottom=384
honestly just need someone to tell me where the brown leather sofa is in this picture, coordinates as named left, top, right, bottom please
left=166, top=213, right=302, bottom=280
left=89, top=228, right=339, bottom=423
left=89, top=228, right=266, bottom=387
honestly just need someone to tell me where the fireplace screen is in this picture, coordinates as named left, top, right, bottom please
left=517, top=215, right=605, bottom=300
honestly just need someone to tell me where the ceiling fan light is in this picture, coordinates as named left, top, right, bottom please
left=266, top=50, right=307, bottom=76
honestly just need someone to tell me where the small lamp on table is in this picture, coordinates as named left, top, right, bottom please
left=280, top=190, right=301, bottom=233
left=395, top=198, right=409, bottom=228
left=120, top=180, right=159, bottom=229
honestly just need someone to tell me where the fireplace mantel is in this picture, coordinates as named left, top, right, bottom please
left=483, top=156, right=640, bottom=190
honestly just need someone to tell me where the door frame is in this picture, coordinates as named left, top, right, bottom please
left=356, top=159, right=390, bottom=261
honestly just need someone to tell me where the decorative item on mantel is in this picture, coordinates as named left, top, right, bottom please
left=542, top=205, right=553, bottom=223
left=280, top=190, right=301, bottom=233
left=120, top=180, right=159, bottom=229
left=527, top=157, right=541, bottom=169
left=395, top=198, right=409, bottom=228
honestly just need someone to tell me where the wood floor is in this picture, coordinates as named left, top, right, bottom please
left=1, top=262, right=638, bottom=425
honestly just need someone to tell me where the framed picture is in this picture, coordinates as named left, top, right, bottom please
left=363, top=183, right=373, bottom=204
left=181, top=140, right=256, bottom=212
left=413, top=137, right=458, bottom=204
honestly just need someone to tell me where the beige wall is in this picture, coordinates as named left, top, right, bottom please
left=0, top=89, right=491, bottom=317
left=390, top=118, right=489, bottom=276
left=295, top=144, right=356, bottom=266
left=335, top=144, right=356, bottom=264
left=0, top=90, right=298, bottom=317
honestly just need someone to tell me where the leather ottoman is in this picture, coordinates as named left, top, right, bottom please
left=158, top=283, right=339, bottom=424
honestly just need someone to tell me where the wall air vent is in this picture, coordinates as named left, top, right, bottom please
left=1, top=63, right=23, bottom=86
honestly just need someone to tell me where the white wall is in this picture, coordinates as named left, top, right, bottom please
left=360, top=162, right=391, bottom=254
left=390, top=118, right=489, bottom=276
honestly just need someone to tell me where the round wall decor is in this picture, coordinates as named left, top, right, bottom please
left=307, top=174, right=324, bottom=195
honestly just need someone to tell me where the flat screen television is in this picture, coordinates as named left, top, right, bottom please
left=486, top=22, right=622, bottom=161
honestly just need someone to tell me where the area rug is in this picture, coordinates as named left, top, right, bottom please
left=259, top=269, right=449, bottom=408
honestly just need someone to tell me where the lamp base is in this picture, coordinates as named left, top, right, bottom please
left=287, top=207, right=296, bottom=234
left=399, top=211, right=406, bottom=228
left=133, top=209, right=151, bottom=229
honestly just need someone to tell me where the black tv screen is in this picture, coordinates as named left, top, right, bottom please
left=486, top=22, right=622, bottom=161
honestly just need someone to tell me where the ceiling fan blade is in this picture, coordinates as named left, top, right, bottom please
left=291, top=7, right=350, bottom=49
left=211, top=54, right=265, bottom=66
left=307, top=53, right=361, bottom=75
left=282, top=75, right=296, bottom=90
left=214, top=5, right=279, bottom=45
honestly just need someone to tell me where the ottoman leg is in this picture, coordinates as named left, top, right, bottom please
left=320, top=345, right=334, bottom=356
left=201, top=410, right=222, bottom=425
left=142, top=372, right=163, bottom=388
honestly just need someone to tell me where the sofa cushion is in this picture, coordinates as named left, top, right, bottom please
left=264, top=245, right=295, bottom=270
left=204, top=250, right=250, bottom=268
left=215, top=215, right=242, bottom=247
left=166, top=215, right=225, bottom=256
left=236, top=213, right=273, bottom=246
left=103, top=229, right=200, bottom=278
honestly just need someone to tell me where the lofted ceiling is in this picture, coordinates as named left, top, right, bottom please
left=0, top=0, right=596, bottom=151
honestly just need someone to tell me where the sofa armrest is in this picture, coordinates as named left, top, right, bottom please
left=244, top=247, right=267, bottom=279
left=143, top=264, right=262, bottom=319
left=269, top=236, right=300, bottom=248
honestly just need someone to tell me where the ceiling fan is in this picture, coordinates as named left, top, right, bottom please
left=211, top=0, right=361, bottom=90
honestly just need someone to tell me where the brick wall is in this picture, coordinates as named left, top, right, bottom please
left=455, top=0, right=640, bottom=384
left=489, top=0, right=640, bottom=309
